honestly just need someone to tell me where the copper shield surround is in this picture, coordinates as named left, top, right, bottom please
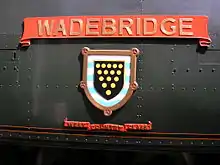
left=80, top=47, right=140, bottom=116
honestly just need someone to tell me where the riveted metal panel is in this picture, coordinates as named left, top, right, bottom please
left=142, top=0, right=220, bottom=49
left=28, top=39, right=141, bottom=127
left=140, top=40, right=220, bottom=134
left=0, top=50, right=29, bottom=125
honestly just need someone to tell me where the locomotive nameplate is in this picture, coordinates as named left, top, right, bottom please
left=80, top=47, right=139, bottom=116
left=20, top=15, right=211, bottom=47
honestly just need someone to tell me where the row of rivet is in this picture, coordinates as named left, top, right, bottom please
left=1, top=133, right=217, bottom=146
left=0, top=85, right=218, bottom=92
left=136, top=41, right=144, bottom=114
left=1, top=67, right=217, bottom=73
left=171, top=68, right=217, bottom=73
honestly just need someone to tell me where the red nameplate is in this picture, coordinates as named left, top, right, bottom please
left=63, top=118, right=152, bottom=132
left=20, top=15, right=211, bottom=47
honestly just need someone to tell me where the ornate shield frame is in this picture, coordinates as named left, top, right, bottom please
left=80, top=47, right=140, bottom=116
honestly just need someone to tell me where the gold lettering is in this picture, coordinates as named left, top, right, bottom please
left=179, top=18, right=193, bottom=36
left=102, top=18, right=116, bottom=35
left=136, top=18, right=141, bottom=35
left=161, top=18, right=176, bottom=35
left=119, top=18, right=133, bottom=35
left=86, top=18, right=100, bottom=35
left=143, top=18, right=157, bottom=35
left=70, top=19, right=83, bottom=35
left=55, top=19, right=67, bottom=36
left=38, top=20, right=54, bottom=36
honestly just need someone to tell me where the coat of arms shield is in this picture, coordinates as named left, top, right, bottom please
left=80, top=47, right=140, bottom=116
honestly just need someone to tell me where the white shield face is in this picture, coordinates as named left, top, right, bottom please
left=86, top=55, right=131, bottom=107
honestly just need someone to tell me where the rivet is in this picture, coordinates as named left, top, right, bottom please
left=75, top=138, right=78, bottom=141
left=65, top=85, right=68, bottom=88
left=116, top=140, right=118, bottom=143
left=37, top=136, right=40, bottom=139
left=36, top=85, right=40, bottom=88
left=136, top=114, right=142, bottom=117
left=182, top=87, right=186, bottom=90
left=125, top=140, right=128, bottom=143
left=212, top=142, right=214, bottom=145
left=137, top=96, right=143, bottom=100
left=204, top=88, right=207, bottom=91
left=3, top=66, right=7, bottom=70
left=85, top=138, right=87, bottom=141
left=170, top=141, right=172, bottom=144
left=186, top=68, right=190, bottom=72
left=66, top=138, right=68, bottom=140
left=148, top=141, right=152, bottom=144
left=212, top=68, right=216, bottom=72
left=56, top=85, right=59, bottom=88
left=46, top=84, right=49, bottom=88
left=29, top=136, right=31, bottom=139
left=161, top=87, right=164, bottom=90
left=14, top=66, right=18, bottom=71
left=9, top=134, right=12, bottom=137
left=171, top=60, right=174, bottom=63
left=172, top=87, right=175, bottom=90
left=192, top=88, right=196, bottom=91
left=171, top=48, right=174, bottom=51
left=191, top=142, right=193, bottom=144
left=137, top=104, right=142, bottom=108
left=160, top=141, right=162, bottom=144
left=180, top=141, right=183, bottom=144
left=96, top=139, right=98, bottom=142
left=56, top=137, right=59, bottom=140
left=13, top=51, right=16, bottom=58
left=105, top=139, right=108, bottom=142
left=199, top=68, right=203, bottom=72
left=173, top=68, right=177, bottom=72
left=201, top=141, right=203, bottom=145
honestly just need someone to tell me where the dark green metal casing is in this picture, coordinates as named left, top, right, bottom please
left=0, top=0, right=220, bottom=151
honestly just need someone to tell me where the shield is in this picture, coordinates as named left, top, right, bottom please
left=80, top=47, right=139, bottom=116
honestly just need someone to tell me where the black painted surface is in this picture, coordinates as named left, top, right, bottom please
left=0, top=0, right=220, bottom=148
